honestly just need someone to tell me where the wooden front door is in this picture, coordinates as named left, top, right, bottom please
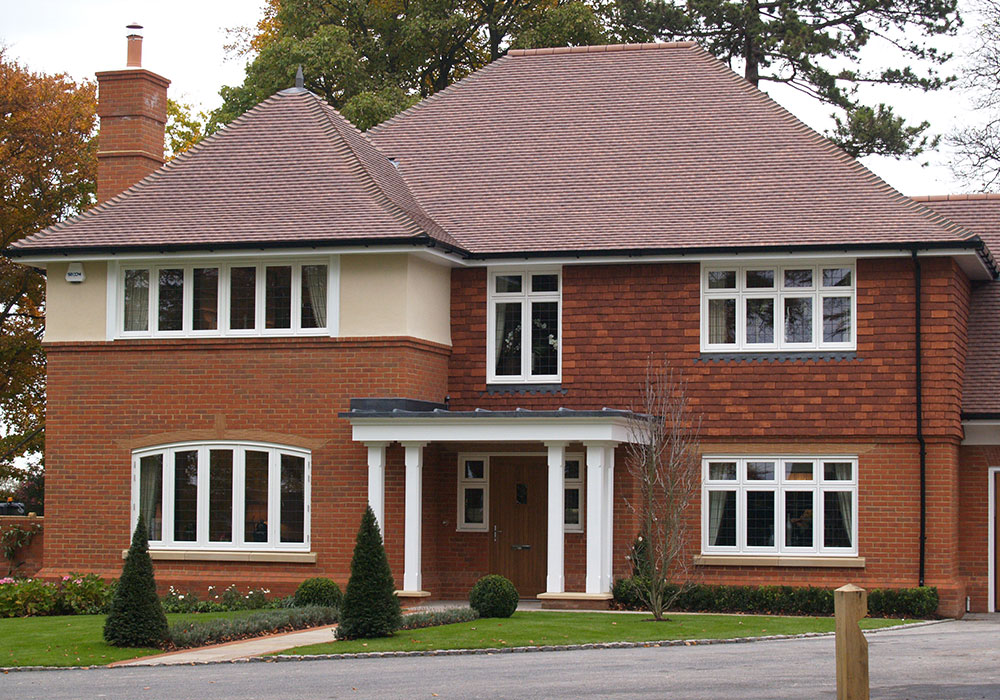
left=490, top=457, right=547, bottom=597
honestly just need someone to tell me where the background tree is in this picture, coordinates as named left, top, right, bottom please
left=165, top=99, right=208, bottom=159
left=624, top=361, right=702, bottom=621
left=950, top=0, right=1000, bottom=190
left=0, top=49, right=96, bottom=481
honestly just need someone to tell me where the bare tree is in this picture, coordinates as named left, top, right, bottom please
left=624, top=360, right=702, bottom=621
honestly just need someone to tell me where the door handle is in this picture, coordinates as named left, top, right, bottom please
left=511, top=544, right=531, bottom=550
left=493, top=525, right=502, bottom=543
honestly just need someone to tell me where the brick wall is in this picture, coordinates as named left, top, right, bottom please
left=957, top=445, right=997, bottom=612
left=0, top=515, right=44, bottom=578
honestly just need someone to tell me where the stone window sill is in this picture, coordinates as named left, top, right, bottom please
left=124, top=549, right=317, bottom=564
left=694, top=554, right=864, bottom=568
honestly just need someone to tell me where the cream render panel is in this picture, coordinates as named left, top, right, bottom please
left=44, top=262, right=108, bottom=342
left=339, top=253, right=451, bottom=346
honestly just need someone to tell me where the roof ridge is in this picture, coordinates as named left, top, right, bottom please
left=913, top=194, right=1000, bottom=202
left=507, top=41, right=696, bottom=57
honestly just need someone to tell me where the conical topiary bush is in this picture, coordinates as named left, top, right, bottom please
left=103, top=515, right=168, bottom=647
left=336, top=505, right=402, bottom=639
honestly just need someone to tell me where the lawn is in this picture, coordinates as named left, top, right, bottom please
left=0, top=610, right=259, bottom=667
left=284, top=611, right=916, bottom=656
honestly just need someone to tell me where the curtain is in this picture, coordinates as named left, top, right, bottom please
left=835, top=463, right=853, bottom=546
left=708, top=491, right=726, bottom=546
left=303, top=265, right=327, bottom=327
left=124, top=269, right=149, bottom=332
left=139, top=456, right=162, bottom=540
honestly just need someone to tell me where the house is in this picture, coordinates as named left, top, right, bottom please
left=8, top=28, right=1000, bottom=617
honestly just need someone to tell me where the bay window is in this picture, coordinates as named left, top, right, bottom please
left=132, top=442, right=310, bottom=550
left=702, top=263, right=855, bottom=351
left=702, top=456, right=857, bottom=555
left=487, top=268, right=561, bottom=383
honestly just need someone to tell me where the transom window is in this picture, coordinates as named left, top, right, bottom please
left=701, top=456, right=857, bottom=556
left=701, top=263, right=855, bottom=352
left=132, top=442, right=310, bottom=550
left=119, top=260, right=332, bottom=338
left=487, top=269, right=561, bottom=383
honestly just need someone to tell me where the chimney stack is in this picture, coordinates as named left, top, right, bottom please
left=95, top=24, right=170, bottom=203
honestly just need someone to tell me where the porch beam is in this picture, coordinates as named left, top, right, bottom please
left=545, top=441, right=567, bottom=594
left=365, top=442, right=387, bottom=532
left=402, top=441, right=426, bottom=592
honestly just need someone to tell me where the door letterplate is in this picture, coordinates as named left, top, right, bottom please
left=511, top=544, right=532, bottom=550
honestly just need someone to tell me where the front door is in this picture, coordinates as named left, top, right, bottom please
left=490, top=457, right=547, bottom=597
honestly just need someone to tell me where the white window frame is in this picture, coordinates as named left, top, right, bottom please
left=486, top=267, right=562, bottom=384
left=131, top=440, right=311, bottom=551
left=114, top=257, right=338, bottom=339
left=701, top=455, right=858, bottom=556
left=455, top=452, right=584, bottom=532
left=701, top=262, right=856, bottom=352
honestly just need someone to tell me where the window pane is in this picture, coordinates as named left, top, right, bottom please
left=531, top=301, right=558, bottom=376
left=823, top=462, right=853, bottom=481
left=230, top=266, right=256, bottom=330
left=746, top=491, right=775, bottom=547
left=784, top=269, right=813, bottom=288
left=708, top=298, right=736, bottom=344
left=708, top=461, right=736, bottom=480
left=173, top=450, right=198, bottom=542
left=495, top=274, right=522, bottom=293
left=280, top=454, right=305, bottom=543
left=516, top=483, right=528, bottom=505
left=746, top=269, right=774, bottom=288
left=564, top=460, right=580, bottom=480
left=745, top=298, right=774, bottom=344
left=747, top=461, right=775, bottom=480
left=158, top=268, right=184, bottom=331
left=244, top=450, right=269, bottom=543
left=464, top=488, right=484, bottom=524
left=531, top=274, right=558, bottom=292
left=193, top=268, right=219, bottom=331
left=209, top=449, right=233, bottom=542
left=708, top=270, right=736, bottom=289
left=823, top=268, right=852, bottom=287
left=265, top=266, right=292, bottom=329
left=785, top=491, right=814, bottom=547
left=784, top=297, right=813, bottom=343
left=495, top=302, right=522, bottom=376
left=565, top=488, right=580, bottom=525
left=124, top=269, right=150, bottom=331
left=824, top=491, right=853, bottom=548
left=708, top=491, right=736, bottom=547
left=823, top=297, right=851, bottom=343
left=139, top=454, right=162, bottom=541
left=784, top=461, right=814, bottom=481
left=464, top=460, right=485, bottom=480
left=301, top=264, right=327, bottom=329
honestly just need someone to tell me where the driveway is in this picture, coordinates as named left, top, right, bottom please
left=6, top=617, right=999, bottom=699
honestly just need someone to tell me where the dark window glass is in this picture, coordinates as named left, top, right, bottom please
left=173, top=450, right=198, bottom=542
left=708, top=462, right=737, bottom=480
left=785, top=491, right=813, bottom=547
left=708, top=491, right=736, bottom=546
left=464, top=460, right=485, bottom=480
left=708, top=270, right=736, bottom=289
left=495, top=302, right=522, bottom=376
left=784, top=269, right=813, bottom=288
left=785, top=462, right=813, bottom=480
left=746, top=298, right=774, bottom=344
left=531, top=301, right=558, bottom=375
left=824, top=491, right=853, bottom=548
left=158, top=268, right=184, bottom=331
left=823, top=268, right=852, bottom=287
left=564, top=460, right=580, bottom=480
left=516, top=483, right=528, bottom=505
left=784, top=297, right=813, bottom=343
left=747, top=461, right=775, bottom=480
left=139, top=454, right=162, bottom=541
left=745, top=491, right=775, bottom=547
left=265, top=266, right=292, bottom=329
left=230, top=267, right=256, bottom=330
left=708, top=298, right=736, bottom=344
left=209, top=449, right=233, bottom=542
left=746, top=269, right=774, bottom=288
left=193, top=268, right=219, bottom=331
left=124, top=269, right=150, bottom=331
left=464, top=488, right=484, bottom=524
left=495, top=275, right=522, bottom=293
left=280, top=454, right=305, bottom=543
left=244, top=450, right=269, bottom=543
left=823, top=462, right=853, bottom=481
left=823, top=297, right=851, bottom=342
left=301, top=264, right=327, bottom=329
left=531, top=274, right=558, bottom=292
left=564, top=488, right=580, bottom=525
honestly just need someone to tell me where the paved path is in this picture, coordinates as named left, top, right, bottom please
left=7, top=617, right=999, bottom=699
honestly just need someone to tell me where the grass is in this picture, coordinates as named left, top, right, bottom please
left=0, top=610, right=260, bottom=667
left=283, top=611, right=917, bottom=656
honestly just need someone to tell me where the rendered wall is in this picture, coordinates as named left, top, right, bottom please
left=44, top=262, right=108, bottom=343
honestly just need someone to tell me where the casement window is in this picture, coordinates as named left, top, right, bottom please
left=487, top=269, right=561, bottom=383
left=701, top=456, right=857, bottom=556
left=132, top=442, right=310, bottom=551
left=119, top=260, right=332, bottom=338
left=456, top=454, right=584, bottom=532
left=701, top=263, right=855, bottom=352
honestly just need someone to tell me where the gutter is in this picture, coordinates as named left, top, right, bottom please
left=912, top=249, right=927, bottom=588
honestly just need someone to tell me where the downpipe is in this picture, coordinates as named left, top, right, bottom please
left=912, top=250, right=926, bottom=588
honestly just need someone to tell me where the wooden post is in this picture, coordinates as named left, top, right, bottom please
left=835, top=583, right=869, bottom=700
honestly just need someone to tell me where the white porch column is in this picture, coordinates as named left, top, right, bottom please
left=365, top=442, right=387, bottom=533
left=602, top=445, right=616, bottom=592
left=545, top=441, right=567, bottom=594
left=402, top=441, right=426, bottom=592
left=585, top=444, right=606, bottom=593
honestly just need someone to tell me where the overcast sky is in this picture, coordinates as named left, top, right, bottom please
left=0, top=0, right=988, bottom=196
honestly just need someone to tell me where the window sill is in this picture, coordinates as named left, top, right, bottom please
left=127, top=549, right=317, bottom=564
left=485, top=383, right=566, bottom=395
left=694, top=554, right=864, bottom=568
left=697, top=352, right=857, bottom=363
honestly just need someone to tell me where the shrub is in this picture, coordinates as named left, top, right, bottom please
left=469, top=575, right=519, bottom=618
left=400, top=607, right=479, bottom=631
left=868, top=586, right=938, bottom=618
left=57, top=573, right=114, bottom=615
left=337, top=506, right=402, bottom=639
left=169, top=606, right=339, bottom=649
left=103, top=516, right=168, bottom=647
left=0, top=577, right=59, bottom=617
left=295, top=577, right=343, bottom=608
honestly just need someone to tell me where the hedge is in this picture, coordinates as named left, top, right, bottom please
left=612, top=578, right=938, bottom=618
left=168, top=606, right=339, bottom=649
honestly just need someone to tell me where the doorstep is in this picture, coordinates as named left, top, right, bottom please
left=537, top=592, right=613, bottom=610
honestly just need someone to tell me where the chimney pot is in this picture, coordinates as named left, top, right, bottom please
left=126, top=23, right=143, bottom=67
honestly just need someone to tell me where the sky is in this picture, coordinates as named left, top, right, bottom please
left=0, top=0, right=990, bottom=196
